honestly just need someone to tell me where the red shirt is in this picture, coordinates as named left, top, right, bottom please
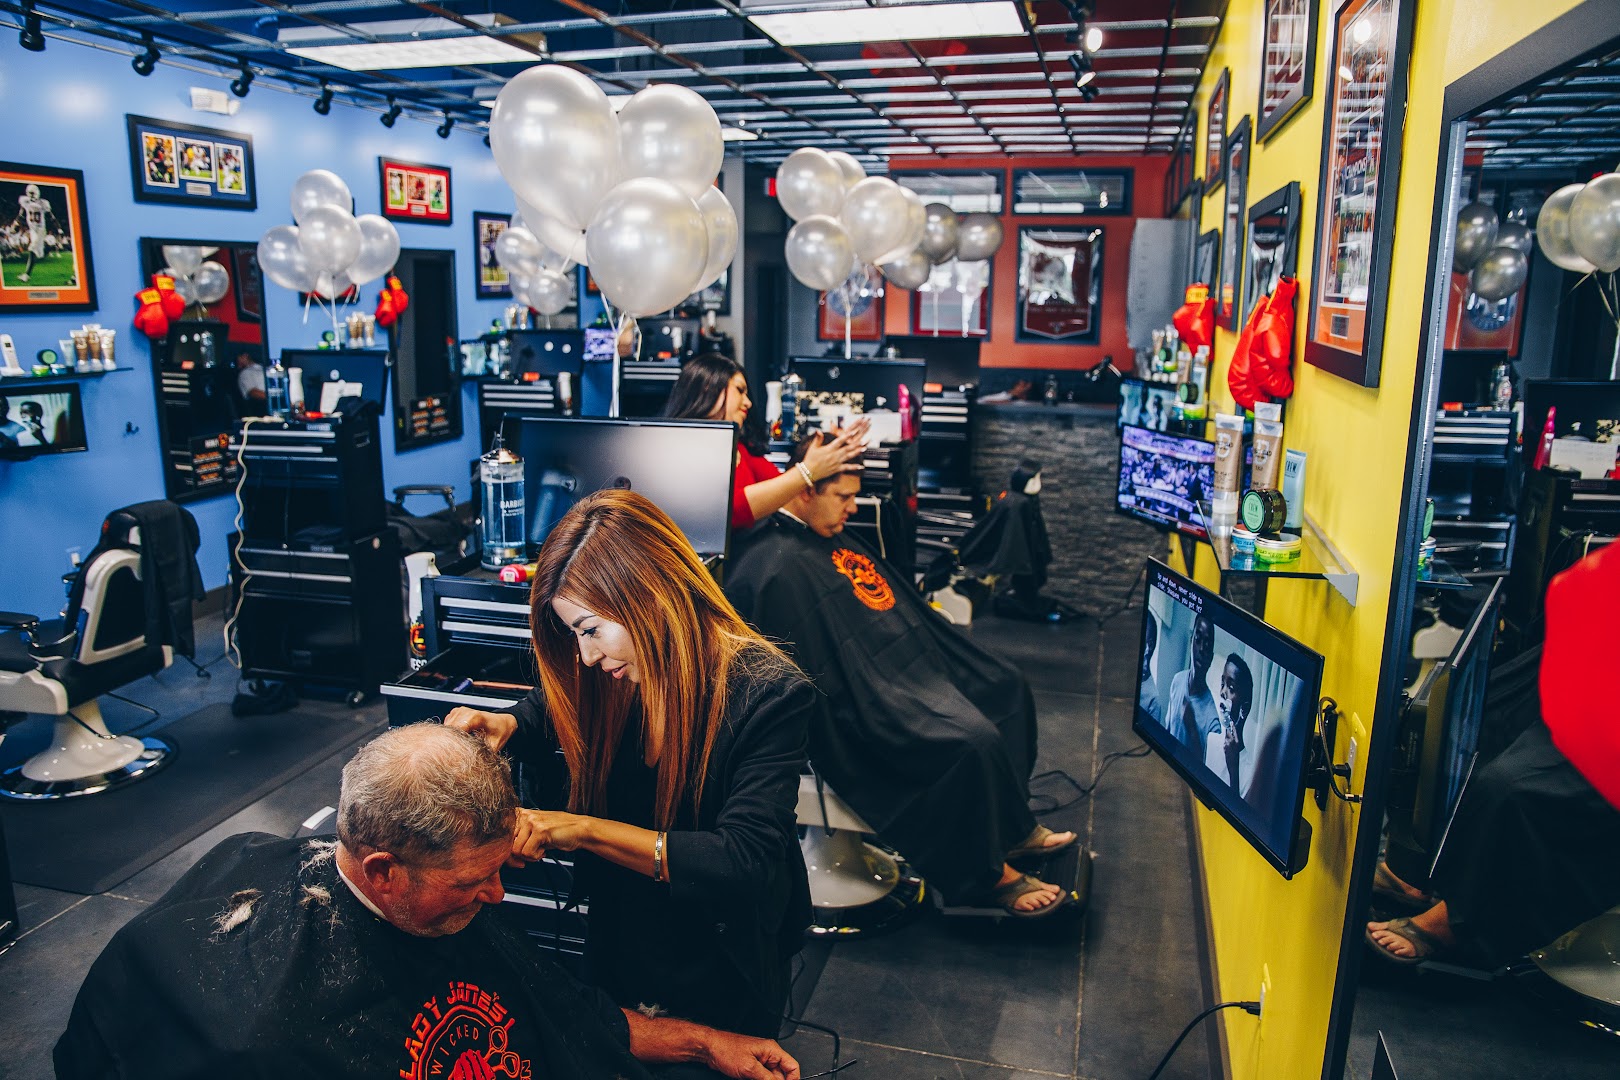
left=732, top=444, right=781, bottom=531
left=1540, top=540, right=1620, bottom=811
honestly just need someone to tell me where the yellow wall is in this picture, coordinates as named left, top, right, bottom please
left=1184, top=1, right=1586, bottom=1076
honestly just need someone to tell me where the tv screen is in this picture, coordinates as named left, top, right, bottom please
left=513, top=416, right=736, bottom=559
left=1135, top=560, right=1324, bottom=876
left=1117, top=377, right=1181, bottom=432
left=0, top=382, right=87, bottom=457
left=509, top=330, right=586, bottom=381
left=583, top=328, right=617, bottom=363
left=1116, top=424, right=1214, bottom=539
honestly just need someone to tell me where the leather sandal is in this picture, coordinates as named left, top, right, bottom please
left=1006, top=825, right=1079, bottom=864
left=1365, top=916, right=1444, bottom=965
left=988, top=873, right=1071, bottom=919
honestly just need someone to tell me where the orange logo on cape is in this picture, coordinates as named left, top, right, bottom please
left=831, top=548, right=896, bottom=611
left=402, top=981, right=531, bottom=1080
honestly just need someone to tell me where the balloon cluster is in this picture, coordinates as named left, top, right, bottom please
left=159, top=245, right=231, bottom=310
left=1452, top=202, right=1533, bottom=301
left=1535, top=173, right=1620, bottom=276
left=488, top=68, right=736, bottom=319
left=256, top=170, right=402, bottom=301
left=775, top=146, right=1004, bottom=295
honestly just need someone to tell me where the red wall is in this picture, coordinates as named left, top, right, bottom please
left=886, top=154, right=1168, bottom=370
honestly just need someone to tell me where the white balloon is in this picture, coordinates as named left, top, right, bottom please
left=618, top=83, right=723, bottom=201
left=191, top=259, right=231, bottom=305
left=827, top=150, right=866, bottom=191
left=523, top=208, right=590, bottom=269
left=695, top=186, right=738, bottom=293
left=776, top=148, right=846, bottom=222
left=880, top=249, right=931, bottom=291
left=161, top=245, right=205, bottom=278
left=875, top=188, right=928, bottom=265
left=496, top=226, right=546, bottom=279
left=1569, top=172, right=1620, bottom=274
left=1537, top=183, right=1597, bottom=274
left=785, top=215, right=856, bottom=292
left=297, top=204, right=363, bottom=273
left=524, top=269, right=573, bottom=316
left=491, top=65, right=621, bottom=231
left=256, top=225, right=315, bottom=292
left=956, top=213, right=1005, bottom=261
left=840, top=176, right=914, bottom=264
left=346, top=214, right=401, bottom=286
left=315, top=269, right=355, bottom=300
left=289, top=169, right=353, bottom=226
left=585, top=178, right=709, bottom=318
left=161, top=267, right=197, bottom=305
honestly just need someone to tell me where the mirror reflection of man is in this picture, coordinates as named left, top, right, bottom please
left=235, top=351, right=267, bottom=415
left=1165, top=613, right=1218, bottom=753
left=1210, top=653, right=1253, bottom=788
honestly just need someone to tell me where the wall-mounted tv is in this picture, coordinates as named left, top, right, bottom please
left=1116, top=424, right=1214, bottom=539
left=1117, top=377, right=1181, bottom=432
left=0, top=382, right=88, bottom=458
left=1135, top=559, right=1324, bottom=877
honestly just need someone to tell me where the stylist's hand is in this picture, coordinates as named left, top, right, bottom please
left=702, top=1031, right=801, bottom=1080
left=443, top=707, right=517, bottom=753
left=802, top=417, right=871, bottom=482
left=509, top=808, right=592, bottom=866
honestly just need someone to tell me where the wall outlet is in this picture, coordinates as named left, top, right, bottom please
left=1347, top=736, right=1359, bottom=781
left=1258, top=964, right=1272, bottom=1023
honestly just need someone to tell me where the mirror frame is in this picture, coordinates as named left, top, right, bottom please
left=389, top=247, right=464, bottom=452
left=1241, top=181, right=1302, bottom=325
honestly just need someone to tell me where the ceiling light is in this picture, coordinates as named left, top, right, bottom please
left=381, top=98, right=402, bottom=128
left=19, top=1, right=44, bottom=52
left=436, top=113, right=454, bottom=138
left=1086, top=25, right=1104, bottom=51
left=279, top=14, right=541, bottom=71
left=749, top=1, right=1022, bottom=47
left=230, top=65, right=254, bottom=98
left=313, top=82, right=334, bottom=115
left=722, top=127, right=760, bottom=142
left=1339, top=64, right=1355, bottom=82
left=131, top=35, right=159, bottom=76
left=1068, top=52, right=1095, bottom=88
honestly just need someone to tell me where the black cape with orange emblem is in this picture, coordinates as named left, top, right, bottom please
left=55, top=832, right=651, bottom=1080
left=725, top=514, right=1039, bottom=899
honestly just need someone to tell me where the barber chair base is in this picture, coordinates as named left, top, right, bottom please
left=802, top=831, right=927, bottom=939
left=0, top=705, right=175, bottom=801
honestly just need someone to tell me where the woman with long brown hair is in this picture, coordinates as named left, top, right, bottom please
left=446, top=489, right=814, bottom=1039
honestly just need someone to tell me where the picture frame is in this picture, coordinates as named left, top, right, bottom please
left=0, top=161, right=97, bottom=313
left=1257, top=0, right=1318, bottom=142
left=125, top=115, right=256, bottom=211
left=473, top=211, right=513, bottom=300
left=379, top=157, right=452, bottom=225
left=1015, top=226, right=1104, bottom=345
left=1012, top=168, right=1132, bottom=216
left=1243, top=182, right=1303, bottom=324
left=1166, top=115, right=1198, bottom=211
left=1217, top=116, right=1252, bottom=331
left=817, top=286, right=884, bottom=342
left=1305, top=0, right=1417, bottom=387
left=1194, top=229, right=1221, bottom=293
left=1204, top=68, right=1230, bottom=192
left=911, top=259, right=992, bottom=337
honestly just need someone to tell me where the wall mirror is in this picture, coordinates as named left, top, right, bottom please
left=390, top=248, right=463, bottom=451
left=1242, top=182, right=1302, bottom=323
left=137, top=237, right=268, bottom=502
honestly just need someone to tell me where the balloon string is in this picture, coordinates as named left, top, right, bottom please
left=844, top=312, right=852, bottom=360
left=302, top=289, right=313, bottom=325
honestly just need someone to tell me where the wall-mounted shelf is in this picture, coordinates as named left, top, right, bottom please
left=1415, top=557, right=1472, bottom=591
left=1199, top=503, right=1360, bottom=607
left=0, top=367, right=129, bottom=386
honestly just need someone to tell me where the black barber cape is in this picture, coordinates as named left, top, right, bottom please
left=55, top=832, right=651, bottom=1080
left=725, top=513, right=1039, bottom=899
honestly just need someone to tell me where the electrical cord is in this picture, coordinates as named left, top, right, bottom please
left=1027, top=743, right=1151, bottom=814
left=782, top=955, right=857, bottom=1078
left=1145, top=1001, right=1260, bottom=1080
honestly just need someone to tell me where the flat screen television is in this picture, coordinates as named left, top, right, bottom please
left=881, top=334, right=981, bottom=389
left=513, top=416, right=736, bottom=559
left=1117, top=377, right=1181, bottom=432
left=282, top=348, right=389, bottom=411
left=508, top=330, right=586, bottom=382
left=1135, top=559, right=1324, bottom=877
left=1520, top=378, right=1620, bottom=469
left=1116, top=424, right=1214, bottom=539
left=583, top=327, right=617, bottom=363
left=0, top=382, right=87, bottom=458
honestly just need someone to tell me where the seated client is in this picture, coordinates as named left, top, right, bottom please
left=724, top=436, right=1076, bottom=918
left=55, top=723, right=800, bottom=1080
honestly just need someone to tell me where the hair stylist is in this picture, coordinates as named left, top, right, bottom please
left=445, top=490, right=815, bottom=1038
left=664, top=353, right=869, bottom=532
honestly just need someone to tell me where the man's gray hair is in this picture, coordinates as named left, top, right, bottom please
left=336, top=723, right=517, bottom=865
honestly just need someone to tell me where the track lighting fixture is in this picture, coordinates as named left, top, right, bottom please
left=1068, top=51, right=1095, bottom=88
left=436, top=113, right=454, bottom=139
left=131, top=35, right=159, bottom=76
left=1078, top=82, right=1100, bottom=103
left=1084, top=23, right=1103, bottom=52
left=380, top=98, right=402, bottom=128
left=230, top=64, right=254, bottom=97
left=19, top=1, right=45, bottom=52
left=313, top=81, right=333, bottom=115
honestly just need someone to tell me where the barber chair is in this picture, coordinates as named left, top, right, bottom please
left=0, top=516, right=179, bottom=800
left=1510, top=906, right=1620, bottom=1039
left=796, top=773, right=926, bottom=938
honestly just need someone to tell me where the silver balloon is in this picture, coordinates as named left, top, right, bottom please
left=955, top=214, right=1004, bottom=261
left=875, top=188, right=927, bottom=266
left=585, top=178, right=708, bottom=318
left=520, top=199, right=590, bottom=268
left=1536, top=183, right=1597, bottom=274
left=776, top=148, right=846, bottom=222
left=161, top=245, right=204, bottom=278
left=297, top=204, right=363, bottom=274
left=1453, top=202, right=1499, bottom=274
left=160, top=267, right=197, bottom=305
left=525, top=270, right=573, bottom=316
left=1469, top=246, right=1529, bottom=301
left=1493, top=222, right=1533, bottom=255
left=919, top=203, right=959, bottom=264
left=785, top=214, right=856, bottom=292
left=880, top=249, right=931, bottom=291
left=840, top=176, right=913, bottom=264
left=191, top=259, right=231, bottom=305
left=495, top=226, right=546, bottom=279
left=827, top=150, right=866, bottom=192
left=289, top=169, right=353, bottom=227
left=491, top=65, right=622, bottom=231
left=695, top=186, right=738, bottom=292
left=618, top=84, right=723, bottom=201
left=256, top=225, right=314, bottom=292
left=346, top=214, right=400, bottom=286
left=1569, top=172, right=1620, bottom=274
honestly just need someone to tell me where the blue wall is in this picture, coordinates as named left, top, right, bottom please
left=0, top=35, right=518, bottom=617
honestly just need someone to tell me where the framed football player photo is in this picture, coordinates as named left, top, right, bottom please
left=125, top=115, right=256, bottom=211
left=0, top=161, right=98, bottom=314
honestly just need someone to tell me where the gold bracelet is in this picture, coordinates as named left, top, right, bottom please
left=654, top=830, right=666, bottom=882
left=795, top=462, right=815, bottom=490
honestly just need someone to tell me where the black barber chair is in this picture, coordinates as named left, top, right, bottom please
left=0, top=503, right=200, bottom=799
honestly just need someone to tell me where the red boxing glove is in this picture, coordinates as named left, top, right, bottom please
left=387, top=274, right=409, bottom=316
left=152, top=273, right=186, bottom=321
left=133, top=286, right=170, bottom=340
left=1172, top=283, right=1215, bottom=352
left=375, top=285, right=399, bottom=328
left=1227, top=277, right=1299, bottom=410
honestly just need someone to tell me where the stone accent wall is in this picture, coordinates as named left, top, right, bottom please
left=971, top=401, right=1164, bottom=617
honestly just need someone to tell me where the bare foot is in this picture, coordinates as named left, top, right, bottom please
left=1367, top=902, right=1455, bottom=959
left=1041, top=830, right=1076, bottom=849
left=996, top=864, right=1064, bottom=912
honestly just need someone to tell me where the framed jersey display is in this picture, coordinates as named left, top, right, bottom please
left=125, top=115, right=256, bottom=211
left=380, top=157, right=452, bottom=226
left=0, top=161, right=98, bottom=314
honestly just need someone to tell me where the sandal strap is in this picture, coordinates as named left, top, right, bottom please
left=1382, top=916, right=1443, bottom=958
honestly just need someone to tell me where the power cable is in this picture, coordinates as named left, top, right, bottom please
left=1146, top=1001, right=1261, bottom=1080
left=1027, top=743, right=1151, bottom=814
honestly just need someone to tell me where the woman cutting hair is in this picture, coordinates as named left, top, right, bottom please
left=664, top=352, right=869, bottom=532
left=445, top=489, right=814, bottom=1038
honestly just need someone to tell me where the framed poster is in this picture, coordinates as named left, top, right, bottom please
left=1012, top=169, right=1132, bottom=215
left=125, top=115, right=256, bottom=211
left=0, top=161, right=97, bottom=313
left=380, top=157, right=452, bottom=225
left=817, top=285, right=883, bottom=342
left=1194, top=229, right=1221, bottom=292
left=473, top=211, right=512, bottom=299
left=1205, top=68, right=1230, bottom=192
left=1305, top=0, right=1417, bottom=387
left=1243, top=182, right=1303, bottom=323
left=1258, top=0, right=1318, bottom=142
left=1016, top=226, right=1103, bottom=344
left=1217, top=116, right=1252, bottom=331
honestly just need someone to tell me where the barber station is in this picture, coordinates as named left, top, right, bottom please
left=4, top=3, right=1620, bottom=1079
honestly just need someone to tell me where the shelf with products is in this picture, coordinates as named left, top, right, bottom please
left=1196, top=501, right=1359, bottom=607
left=1, top=367, right=130, bottom=385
